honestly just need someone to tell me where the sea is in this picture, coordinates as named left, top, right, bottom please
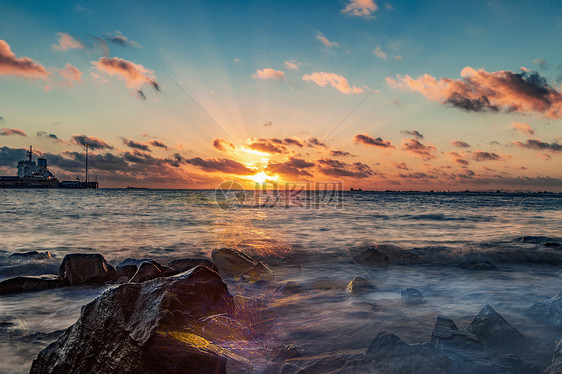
left=0, top=189, right=561, bottom=372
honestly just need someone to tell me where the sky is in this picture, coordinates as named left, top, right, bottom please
left=0, top=0, right=561, bottom=191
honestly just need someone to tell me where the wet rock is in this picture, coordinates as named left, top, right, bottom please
left=241, top=261, right=274, bottom=282
left=458, top=259, right=498, bottom=271
left=492, top=353, right=540, bottom=374
left=544, top=242, right=562, bottom=248
left=545, top=339, right=562, bottom=374
left=168, top=258, right=217, bottom=274
left=211, top=248, right=257, bottom=278
left=0, top=274, right=62, bottom=295
left=345, top=276, right=375, bottom=295
left=59, top=253, right=116, bottom=286
left=129, top=261, right=164, bottom=283
left=274, top=281, right=304, bottom=295
left=430, top=315, right=493, bottom=373
left=401, top=288, right=423, bottom=300
left=9, top=251, right=51, bottom=261
left=466, top=305, right=525, bottom=348
left=116, top=258, right=172, bottom=280
left=31, top=266, right=244, bottom=374
left=353, top=246, right=390, bottom=266
left=528, top=291, right=562, bottom=326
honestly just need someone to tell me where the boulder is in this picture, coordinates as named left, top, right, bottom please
left=545, top=339, right=562, bottom=374
left=129, top=261, right=164, bottom=283
left=401, top=288, right=423, bottom=300
left=115, top=258, right=172, bottom=281
left=528, top=291, right=562, bottom=326
left=211, top=248, right=257, bottom=278
left=345, top=276, right=376, bottom=295
left=168, top=258, right=218, bottom=274
left=241, top=261, right=274, bottom=282
left=0, top=274, right=62, bottom=295
left=458, top=259, right=498, bottom=271
left=31, top=266, right=246, bottom=374
left=59, top=254, right=116, bottom=285
left=353, top=246, right=390, bottom=266
left=9, top=251, right=51, bottom=261
left=466, top=305, right=525, bottom=348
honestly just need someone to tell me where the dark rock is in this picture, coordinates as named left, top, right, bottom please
left=211, top=248, right=257, bottom=278
left=353, top=246, right=390, bottom=266
left=466, top=305, right=525, bottom=347
left=544, top=242, right=562, bottom=248
left=272, top=345, right=304, bottom=362
left=129, top=261, right=164, bottom=283
left=413, top=343, right=461, bottom=373
left=59, top=253, right=116, bottom=285
left=275, top=281, right=304, bottom=295
left=345, top=276, right=375, bottom=294
left=31, top=266, right=245, bottom=374
left=168, top=258, right=217, bottom=274
left=0, top=274, right=62, bottom=295
left=528, top=291, right=562, bottom=326
left=545, top=339, right=562, bottom=374
left=430, top=315, right=494, bottom=373
left=458, top=259, right=498, bottom=271
left=492, top=353, right=540, bottom=374
left=9, top=251, right=51, bottom=261
left=401, top=288, right=423, bottom=299
left=241, top=261, right=274, bottom=282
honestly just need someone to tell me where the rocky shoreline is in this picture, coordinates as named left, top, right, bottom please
left=0, top=246, right=561, bottom=373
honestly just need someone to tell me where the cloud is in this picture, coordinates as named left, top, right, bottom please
left=104, top=31, right=140, bottom=47
left=306, top=137, right=327, bottom=148
left=398, top=172, right=438, bottom=180
left=52, top=33, right=84, bottom=51
left=448, top=151, right=469, bottom=165
left=59, top=63, right=82, bottom=86
left=0, top=146, right=27, bottom=166
left=0, top=128, right=27, bottom=136
left=513, top=139, right=562, bottom=152
left=266, top=157, right=314, bottom=179
left=318, top=158, right=373, bottom=178
left=248, top=138, right=290, bottom=154
left=315, top=33, right=339, bottom=47
left=388, top=67, right=562, bottom=118
left=93, top=57, right=160, bottom=97
left=212, top=138, right=236, bottom=152
left=37, top=131, right=62, bottom=142
left=402, top=138, right=436, bottom=160
left=472, top=150, right=503, bottom=161
left=284, top=60, right=301, bottom=71
left=353, top=134, right=394, bottom=148
left=330, top=150, right=355, bottom=157
left=510, top=122, right=535, bottom=135
left=71, top=135, right=113, bottom=150
left=0, top=116, right=3, bottom=123
left=121, top=138, right=150, bottom=152
left=373, top=45, right=386, bottom=59
left=451, top=140, right=471, bottom=148
left=533, top=58, right=547, bottom=70
left=184, top=157, right=254, bottom=175
left=252, top=68, right=286, bottom=81
left=0, top=40, right=49, bottom=79
left=393, top=161, right=409, bottom=170
left=342, top=0, right=377, bottom=17
left=400, top=129, right=424, bottom=139
left=149, top=141, right=169, bottom=151
left=303, top=72, right=363, bottom=94
left=263, top=121, right=273, bottom=127
left=283, top=138, right=304, bottom=147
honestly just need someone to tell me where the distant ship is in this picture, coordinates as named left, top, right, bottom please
left=0, top=146, right=98, bottom=189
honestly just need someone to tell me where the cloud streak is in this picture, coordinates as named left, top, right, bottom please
left=303, top=72, right=363, bottom=94
left=510, top=122, right=535, bottom=135
left=93, top=57, right=160, bottom=97
left=353, top=134, right=394, bottom=148
left=513, top=139, right=562, bottom=152
left=0, top=128, right=27, bottom=136
left=71, top=135, right=113, bottom=150
left=0, top=40, right=49, bottom=79
left=52, top=33, right=84, bottom=51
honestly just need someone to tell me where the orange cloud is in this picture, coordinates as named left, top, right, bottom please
left=388, top=67, right=562, bottom=118
left=212, top=138, right=236, bottom=152
left=303, top=72, right=363, bottom=94
left=71, top=135, right=113, bottom=150
left=354, top=134, right=394, bottom=148
left=93, top=57, right=160, bottom=96
left=184, top=157, right=254, bottom=175
left=52, top=33, right=84, bottom=51
left=315, top=33, right=339, bottom=47
left=513, top=139, right=561, bottom=152
left=284, top=60, right=300, bottom=70
left=342, top=0, right=377, bottom=17
left=317, top=158, right=373, bottom=178
left=0, top=40, right=48, bottom=79
left=451, top=140, right=471, bottom=148
left=248, top=138, right=290, bottom=154
left=59, top=63, right=82, bottom=86
left=265, top=158, right=314, bottom=179
left=252, top=68, right=286, bottom=81
left=0, top=128, right=27, bottom=136
left=402, top=138, right=436, bottom=160
left=472, top=150, right=503, bottom=162
left=510, top=122, right=535, bottom=135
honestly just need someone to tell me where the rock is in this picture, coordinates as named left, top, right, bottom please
left=0, top=274, right=62, bottom=295
left=528, top=291, right=562, bottom=326
left=31, top=266, right=246, bottom=374
left=129, top=261, right=164, bottom=283
left=272, top=345, right=304, bottom=362
left=59, top=253, right=116, bottom=286
left=401, top=288, right=423, bottom=300
left=115, top=258, right=172, bottom=280
left=545, top=339, right=562, bottom=374
left=274, top=281, right=304, bottom=295
left=458, top=259, right=498, bottom=271
left=345, top=276, right=376, bottom=294
left=168, top=258, right=218, bottom=274
left=211, top=248, right=257, bottom=278
left=9, top=251, right=51, bottom=261
left=430, top=315, right=494, bottom=373
left=544, top=242, right=562, bottom=248
left=466, top=305, right=525, bottom=348
left=492, top=353, right=540, bottom=374
left=353, top=246, right=390, bottom=266
left=241, top=261, right=274, bottom=282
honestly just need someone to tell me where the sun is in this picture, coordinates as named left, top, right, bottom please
left=246, top=172, right=278, bottom=184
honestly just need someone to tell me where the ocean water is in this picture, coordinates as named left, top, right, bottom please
left=0, top=189, right=561, bottom=372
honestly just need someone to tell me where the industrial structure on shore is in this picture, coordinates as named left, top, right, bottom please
left=0, top=146, right=98, bottom=189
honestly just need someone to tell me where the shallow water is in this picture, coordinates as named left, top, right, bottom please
left=0, top=190, right=561, bottom=372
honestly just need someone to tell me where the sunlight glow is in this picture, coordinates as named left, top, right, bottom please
left=246, top=172, right=279, bottom=184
